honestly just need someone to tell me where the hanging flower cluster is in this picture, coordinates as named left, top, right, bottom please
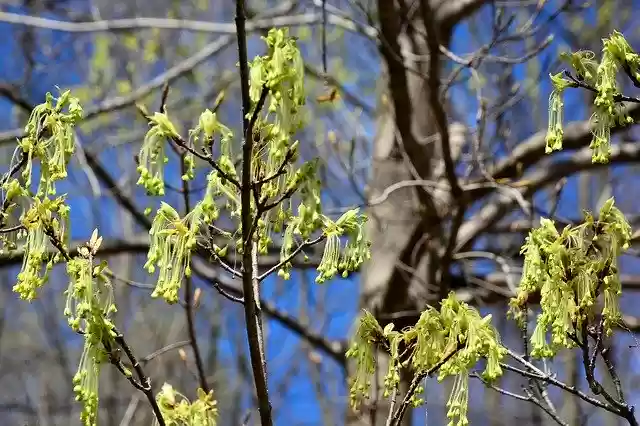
left=278, top=207, right=370, bottom=283
left=65, top=231, right=117, bottom=426
left=509, top=197, right=631, bottom=358
left=144, top=202, right=203, bottom=304
left=155, top=383, right=218, bottom=426
left=13, top=196, right=69, bottom=301
left=136, top=112, right=179, bottom=196
left=547, top=31, right=639, bottom=163
left=545, top=72, right=572, bottom=154
left=346, top=293, right=506, bottom=426
left=183, top=108, right=234, bottom=182
left=315, top=208, right=370, bottom=283
left=143, top=167, right=229, bottom=304
left=0, top=179, right=30, bottom=253
left=19, top=90, right=83, bottom=196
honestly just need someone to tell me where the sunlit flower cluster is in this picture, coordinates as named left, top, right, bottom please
left=551, top=31, right=639, bottom=163
left=156, top=383, right=218, bottom=426
left=64, top=231, right=117, bottom=426
left=144, top=202, right=203, bottom=303
left=13, top=196, right=69, bottom=301
left=278, top=208, right=370, bottom=283
left=509, top=197, right=631, bottom=358
left=183, top=108, right=234, bottom=181
left=136, top=112, right=179, bottom=196
left=344, top=311, right=384, bottom=407
left=346, top=293, right=506, bottom=426
left=19, top=90, right=82, bottom=196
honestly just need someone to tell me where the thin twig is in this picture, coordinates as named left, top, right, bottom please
left=199, top=241, right=243, bottom=279
left=0, top=224, right=24, bottom=233
left=471, top=372, right=567, bottom=426
left=114, top=331, right=166, bottom=426
left=236, top=0, right=273, bottom=424
left=179, top=144, right=210, bottom=393
left=504, top=350, right=622, bottom=416
left=258, top=235, right=325, bottom=281
left=140, top=340, right=191, bottom=364
left=564, top=71, right=640, bottom=104
left=390, top=344, right=462, bottom=426
left=254, top=147, right=295, bottom=186
left=385, top=387, right=399, bottom=426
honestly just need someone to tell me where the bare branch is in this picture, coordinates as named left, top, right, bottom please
left=0, top=8, right=368, bottom=36
left=457, top=141, right=640, bottom=252
left=0, top=2, right=298, bottom=145
left=437, top=0, right=490, bottom=29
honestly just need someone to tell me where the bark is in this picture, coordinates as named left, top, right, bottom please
left=348, top=1, right=476, bottom=424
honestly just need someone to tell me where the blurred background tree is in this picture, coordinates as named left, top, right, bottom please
left=2, top=0, right=640, bottom=425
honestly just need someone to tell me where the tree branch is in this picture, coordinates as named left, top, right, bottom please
left=456, top=141, right=640, bottom=252
left=438, top=0, right=490, bottom=30
left=487, top=103, right=640, bottom=183
left=0, top=2, right=297, bottom=145
left=236, top=0, right=272, bottom=423
left=0, top=7, right=360, bottom=35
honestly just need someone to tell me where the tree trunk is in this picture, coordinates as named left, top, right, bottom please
left=348, top=1, right=476, bottom=424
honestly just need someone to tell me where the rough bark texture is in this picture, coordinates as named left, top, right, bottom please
left=348, top=1, right=482, bottom=424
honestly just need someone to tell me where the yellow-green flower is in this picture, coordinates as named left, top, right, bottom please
left=136, top=112, right=179, bottom=196
left=145, top=202, right=202, bottom=303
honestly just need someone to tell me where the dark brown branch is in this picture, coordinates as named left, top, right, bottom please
left=564, top=71, right=640, bottom=104
left=236, top=0, right=273, bottom=424
left=418, top=0, right=462, bottom=198
left=113, top=331, right=166, bottom=426
left=179, top=142, right=210, bottom=393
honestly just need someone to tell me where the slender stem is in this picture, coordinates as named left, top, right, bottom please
left=258, top=235, right=325, bottom=281
left=42, top=218, right=166, bottom=425
left=471, top=372, right=568, bottom=426
left=564, top=71, right=640, bottom=104
left=503, top=353, right=622, bottom=416
left=114, top=331, right=166, bottom=426
left=236, top=0, right=273, bottom=424
left=1, top=152, right=26, bottom=187
left=391, top=344, right=462, bottom=426
left=385, top=387, right=399, bottom=426
left=520, top=304, right=555, bottom=417
left=180, top=151, right=210, bottom=393
left=0, top=224, right=24, bottom=233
